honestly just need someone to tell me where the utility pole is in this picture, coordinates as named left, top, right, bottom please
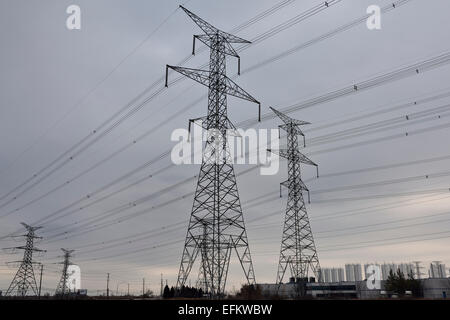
left=142, top=278, right=145, bottom=297
left=5, top=223, right=45, bottom=296
left=106, top=273, right=110, bottom=298
left=166, top=5, right=260, bottom=298
left=55, top=249, right=74, bottom=297
left=268, top=107, right=321, bottom=295
left=38, top=263, right=43, bottom=298
left=160, top=274, right=163, bottom=297
left=128, top=283, right=130, bottom=296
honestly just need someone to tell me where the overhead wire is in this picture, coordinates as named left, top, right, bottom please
left=0, top=0, right=345, bottom=221
left=0, top=0, right=315, bottom=210
left=36, top=101, right=450, bottom=240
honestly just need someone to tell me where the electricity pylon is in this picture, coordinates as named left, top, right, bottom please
left=165, top=6, right=260, bottom=297
left=55, top=248, right=75, bottom=296
left=268, top=107, right=321, bottom=291
left=5, top=223, right=44, bottom=296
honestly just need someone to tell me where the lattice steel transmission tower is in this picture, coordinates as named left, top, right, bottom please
left=165, top=6, right=260, bottom=297
left=55, top=248, right=75, bottom=296
left=268, top=107, right=321, bottom=289
left=5, top=223, right=44, bottom=296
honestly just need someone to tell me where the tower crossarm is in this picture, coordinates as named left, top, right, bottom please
left=279, top=124, right=305, bottom=136
left=166, top=65, right=261, bottom=122
left=12, top=245, right=45, bottom=252
left=189, top=117, right=240, bottom=135
left=166, top=66, right=259, bottom=105
left=166, top=65, right=210, bottom=87
left=180, top=6, right=250, bottom=44
left=14, top=233, right=43, bottom=239
left=270, top=107, right=311, bottom=126
left=224, top=77, right=260, bottom=106
left=268, top=149, right=317, bottom=167
left=61, top=248, right=75, bottom=256
left=281, top=179, right=309, bottom=192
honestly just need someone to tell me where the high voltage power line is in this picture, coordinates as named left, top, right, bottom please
left=38, top=151, right=449, bottom=242
left=41, top=210, right=450, bottom=270
left=36, top=193, right=450, bottom=268
left=17, top=115, right=450, bottom=243
left=2, top=3, right=428, bottom=268
left=44, top=199, right=450, bottom=262
left=0, top=1, right=192, bottom=180
left=313, top=193, right=450, bottom=222
left=4, top=0, right=450, bottom=291
left=36, top=105, right=450, bottom=239
left=0, top=0, right=339, bottom=212
left=37, top=189, right=450, bottom=268
left=10, top=82, right=450, bottom=232
left=239, top=50, right=450, bottom=128
left=21, top=162, right=449, bottom=255
left=37, top=232, right=450, bottom=278
left=242, top=0, right=413, bottom=74
left=41, top=169, right=450, bottom=245
left=0, top=0, right=418, bottom=236
left=43, top=220, right=450, bottom=268
left=0, top=0, right=418, bottom=231
left=4, top=48, right=446, bottom=240
left=5, top=65, right=448, bottom=231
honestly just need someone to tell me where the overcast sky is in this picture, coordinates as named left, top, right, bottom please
left=1, top=0, right=450, bottom=295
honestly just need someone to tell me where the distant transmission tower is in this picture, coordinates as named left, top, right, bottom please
left=165, top=6, right=260, bottom=297
left=268, top=107, right=321, bottom=289
left=55, top=249, right=75, bottom=296
left=5, top=223, right=44, bottom=296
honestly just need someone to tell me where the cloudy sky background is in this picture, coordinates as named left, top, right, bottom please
left=1, top=0, right=450, bottom=295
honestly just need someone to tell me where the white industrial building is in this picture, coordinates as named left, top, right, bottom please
left=321, top=268, right=345, bottom=282
left=364, top=263, right=380, bottom=280
left=357, top=278, right=450, bottom=299
left=429, top=262, right=447, bottom=278
left=364, top=263, right=416, bottom=280
left=345, top=264, right=363, bottom=281
left=398, top=263, right=415, bottom=277
left=381, top=263, right=397, bottom=280
left=258, top=260, right=450, bottom=299
left=258, top=281, right=357, bottom=299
